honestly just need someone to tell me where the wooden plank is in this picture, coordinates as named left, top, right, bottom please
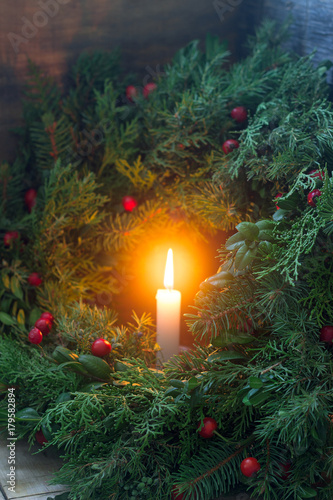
left=255, top=0, right=333, bottom=83
left=0, top=436, right=67, bottom=500
left=0, top=0, right=246, bottom=161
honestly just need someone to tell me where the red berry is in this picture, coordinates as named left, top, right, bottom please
left=307, top=189, right=322, bottom=207
left=143, top=82, right=157, bottom=99
left=28, top=327, right=43, bottom=344
left=122, top=195, right=137, bottom=212
left=231, top=106, right=247, bottom=123
left=240, top=457, right=261, bottom=477
left=274, top=193, right=283, bottom=210
left=278, top=462, right=292, bottom=480
left=309, top=170, right=325, bottom=181
left=40, top=312, right=54, bottom=324
left=4, top=231, right=19, bottom=247
left=28, top=273, right=42, bottom=287
left=320, top=325, right=333, bottom=343
left=171, top=487, right=185, bottom=500
left=35, top=318, right=52, bottom=335
left=222, top=139, right=239, bottom=154
left=198, top=417, right=217, bottom=438
left=91, top=338, right=112, bottom=357
left=126, top=85, right=138, bottom=102
left=24, top=188, right=37, bottom=212
left=35, top=430, right=48, bottom=445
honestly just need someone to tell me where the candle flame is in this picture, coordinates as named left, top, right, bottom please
left=164, top=248, right=174, bottom=289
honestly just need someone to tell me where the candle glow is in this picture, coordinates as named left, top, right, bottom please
left=156, top=248, right=181, bottom=365
left=164, top=248, right=174, bottom=289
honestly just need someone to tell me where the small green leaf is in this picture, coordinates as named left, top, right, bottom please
left=211, top=332, right=254, bottom=348
left=0, top=312, right=17, bottom=326
left=225, top=232, right=245, bottom=251
left=236, top=222, right=259, bottom=240
left=114, top=361, right=132, bottom=372
left=41, top=423, right=53, bottom=442
left=170, top=379, right=185, bottom=389
left=164, top=387, right=181, bottom=397
left=55, top=392, right=73, bottom=403
left=204, top=271, right=235, bottom=289
left=248, top=390, right=271, bottom=406
left=234, top=244, right=257, bottom=270
left=15, top=407, right=41, bottom=422
left=255, top=220, right=275, bottom=230
left=80, top=382, right=107, bottom=393
left=207, top=351, right=248, bottom=363
left=29, top=308, right=42, bottom=326
left=2, top=273, right=10, bottom=289
left=273, top=209, right=289, bottom=221
left=276, top=192, right=301, bottom=210
left=55, top=361, right=90, bottom=375
left=242, top=388, right=259, bottom=405
left=17, top=309, right=25, bottom=325
left=258, top=241, right=273, bottom=253
left=298, top=486, right=317, bottom=498
left=11, top=276, right=23, bottom=300
left=258, top=229, right=275, bottom=242
left=248, top=377, right=264, bottom=389
left=187, top=377, right=199, bottom=390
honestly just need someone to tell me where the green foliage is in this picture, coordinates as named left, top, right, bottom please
left=0, top=19, right=333, bottom=500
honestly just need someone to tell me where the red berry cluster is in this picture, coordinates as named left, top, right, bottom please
left=320, top=325, right=333, bottom=344
left=221, top=105, right=247, bottom=155
left=125, top=83, right=157, bottom=102
left=28, top=312, right=54, bottom=345
left=35, top=429, right=48, bottom=446
left=4, top=231, right=19, bottom=247
left=24, top=188, right=37, bottom=213
left=307, top=169, right=325, bottom=207
left=28, top=272, right=43, bottom=287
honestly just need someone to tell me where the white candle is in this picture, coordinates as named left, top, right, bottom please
left=156, top=249, right=181, bottom=364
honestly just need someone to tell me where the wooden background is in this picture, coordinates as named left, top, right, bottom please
left=0, top=0, right=261, bottom=161
left=1, top=0, right=333, bottom=160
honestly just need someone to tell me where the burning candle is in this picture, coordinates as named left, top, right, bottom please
left=156, top=249, right=181, bottom=364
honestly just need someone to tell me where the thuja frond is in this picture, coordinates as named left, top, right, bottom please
left=186, top=181, right=244, bottom=231
left=255, top=212, right=325, bottom=284
left=115, top=156, right=157, bottom=192
left=186, top=276, right=258, bottom=343
left=299, top=234, right=333, bottom=325
left=318, top=175, right=333, bottom=235
left=23, top=60, right=61, bottom=118
left=253, top=270, right=307, bottom=319
left=0, top=336, right=80, bottom=414
left=102, top=200, right=175, bottom=252
left=171, top=441, right=246, bottom=500
left=55, top=301, right=118, bottom=348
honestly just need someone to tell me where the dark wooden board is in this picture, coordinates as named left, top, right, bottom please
left=0, top=0, right=247, bottom=160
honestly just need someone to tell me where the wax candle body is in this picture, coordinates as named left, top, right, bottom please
left=156, top=289, right=181, bottom=363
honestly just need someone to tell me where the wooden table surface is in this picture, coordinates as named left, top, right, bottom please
left=0, top=436, right=67, bottom=500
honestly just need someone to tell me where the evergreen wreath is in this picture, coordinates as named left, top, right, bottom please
left=0, top=21, right=332, bottom=500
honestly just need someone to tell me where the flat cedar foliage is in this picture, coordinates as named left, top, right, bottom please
left=0, top=21, right=333, bottom=500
